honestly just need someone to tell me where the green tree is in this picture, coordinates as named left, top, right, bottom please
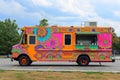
left=112, top=28, right=120, bottom=50
left=0, top=19, right=20, bottom=55
left=39, top=19, right=49, bottom=26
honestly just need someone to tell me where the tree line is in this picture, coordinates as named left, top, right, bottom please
left=0, top=18, right=48, bottom=55
left=0, top=18, right=119, bottom=55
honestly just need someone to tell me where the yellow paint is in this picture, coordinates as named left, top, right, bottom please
left=26, top=34, right=37, bottom=61
left=62, top=33, right=75, bottom=50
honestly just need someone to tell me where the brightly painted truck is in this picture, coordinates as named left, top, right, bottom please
left=11, top=26, right=115, bottom=66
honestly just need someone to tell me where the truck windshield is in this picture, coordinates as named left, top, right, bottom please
left=20, top=31, right=27, bottom=44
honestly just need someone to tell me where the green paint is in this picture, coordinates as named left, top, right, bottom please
left=56, top=55, right=61, bottom=59
left=48, top=55, right=52, bottom=59
left=75, top=45, right=85, bottom=50
left=12, top=49, right=22, bottom=54
left=104, top=40, right=108, bottom=44
left=81, top=28, right=84, bottom=32
left=76, top=45, right=98, bottom=50
left=91, top=55, right=95, bottom=59
left=100, top=56, right=104, bottom=60
left=110, top=56, right=112, bottom=59
left=89, top=45, right=98, bottom=50
left=76, top=32, right=100, bottom=34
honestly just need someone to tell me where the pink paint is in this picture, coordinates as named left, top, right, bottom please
left=98, top=33, right=112, bottom=49
left=26, top=28, right=33, bottom=34
left=45, top=33, right=62, bottom=49
left=12, top=44, right=27, bottom=54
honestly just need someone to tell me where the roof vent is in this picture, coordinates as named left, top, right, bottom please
left=84, top=21, right=97, bottom=26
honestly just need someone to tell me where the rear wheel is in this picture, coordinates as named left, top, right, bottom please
left=77, top=56, right=90, bottom=66
left=19, top=56, right=32, bottom=66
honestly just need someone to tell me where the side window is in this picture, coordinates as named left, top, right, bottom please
left=29, top=36, right=36, bottom=44
left=65, top=34, right=71, bottom=45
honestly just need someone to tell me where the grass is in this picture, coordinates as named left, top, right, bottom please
left=0, top=55, right=7, bottom=58
left=0, top=70, right=5, bottom=73
left=0, top=70, right=120, bottom=80
left=85, top=72, right=103, bottom=75
left=16, top=72, right=25, bottom=80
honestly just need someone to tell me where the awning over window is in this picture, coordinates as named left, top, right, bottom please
left=76, top=32, right=100, bottom=34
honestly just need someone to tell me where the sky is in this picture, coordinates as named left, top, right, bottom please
left=0, top=0, right=120, bottom=36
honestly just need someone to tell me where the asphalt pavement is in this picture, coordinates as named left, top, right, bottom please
left=1, top=58, right=120, bottom=72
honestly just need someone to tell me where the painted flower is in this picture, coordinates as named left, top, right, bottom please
left=33, top=28, right=51, bottom=42
left=98, top=34, right=112, bottom=49
left=37, top=27, right=47, bottom=37
left=45, top=37, right=59, bottom=49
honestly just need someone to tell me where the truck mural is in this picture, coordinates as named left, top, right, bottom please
left=11, top=26, right=115, bottom=66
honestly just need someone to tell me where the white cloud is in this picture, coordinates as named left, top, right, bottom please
left=88, top=16, right=120, bottom=35
left=0, top=0, right=42, bottom=19
left=1, top=0, right=120, bottom=35
left=50, top=0, right=120, bottom=35
left=100, top=0, right=120, bottom=4
left=114, top=11, right=120, bottom=17
left=0, top=0, right=25, bottom=15
left=55, top=0, right=97, bottom=18
left=31, top=0, right=52, bottom=7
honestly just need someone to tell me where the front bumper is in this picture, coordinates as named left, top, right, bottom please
left=112, top=59, right=115, bottom=62
left=11, top=58, right=13, bottom=62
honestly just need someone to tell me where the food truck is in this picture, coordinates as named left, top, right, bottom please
left=11, top=26, right=115, bottom=66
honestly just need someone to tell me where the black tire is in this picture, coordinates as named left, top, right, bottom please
left=77, top=56, right=90, bottom=66
left=29, top=61, right=33, bottom=65
left=18, top=56, right=32, bottom=66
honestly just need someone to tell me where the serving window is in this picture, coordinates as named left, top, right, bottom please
left=76, top=34, right=97, bottom=45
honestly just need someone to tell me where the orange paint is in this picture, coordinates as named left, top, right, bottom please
left=11, top=26, right=114, bottom=63
left=12, top=52, right=19, bottom=58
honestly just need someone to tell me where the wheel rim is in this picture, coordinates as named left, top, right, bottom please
left=80, top=58, right=87, bottom=65
left=21, top=58, right=27, bottom=65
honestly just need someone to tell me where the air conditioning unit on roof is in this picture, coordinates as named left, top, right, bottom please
left=84, top=21, right=97, bottom=27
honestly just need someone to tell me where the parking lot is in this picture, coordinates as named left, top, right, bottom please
left=0, top=58, right=120, bottom=72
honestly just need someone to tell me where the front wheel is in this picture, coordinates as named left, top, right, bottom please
left=77, top=56, right=90, bottom=66
left=19, top=56, right=32, bottom=66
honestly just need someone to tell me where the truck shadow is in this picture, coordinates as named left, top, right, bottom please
left=14, top=64, right=110, bottom=67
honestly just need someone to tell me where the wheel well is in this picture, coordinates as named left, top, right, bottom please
left=77, top=54, right=91, bottom=62
left=17, top=54, right=31, bottom=61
